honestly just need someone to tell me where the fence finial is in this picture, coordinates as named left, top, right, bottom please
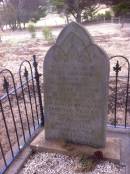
left=3, top=77, right=9, bottom=91
left=113, top=61, right=121, bottom=73
left=24, top=67, right=28, bottom=78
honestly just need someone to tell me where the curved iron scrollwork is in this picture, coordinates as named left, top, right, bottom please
left=0, top=54, right=129, bottom=174
left=0, top=56, right=44, bottom=174
left=109, top=55, right=130, bottom=128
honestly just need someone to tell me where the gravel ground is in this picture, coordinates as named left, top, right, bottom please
left=21, top=152, right=124, bottom=174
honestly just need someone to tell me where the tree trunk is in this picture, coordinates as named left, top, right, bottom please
left=18, top=22, right=22, bottom=30
left=0, top=36, right=2, bottom=42
left=0, top=25, right=4, bottom=31
left=65, top=14, right=69, bottom=24
left=23, top=23, right=26, bottom=29
left=76, top=11, right=82, bottom=23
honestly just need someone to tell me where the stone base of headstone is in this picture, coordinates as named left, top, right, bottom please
left=30, top=129, right=121, bottom=163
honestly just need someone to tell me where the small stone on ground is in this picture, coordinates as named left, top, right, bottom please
left=21, top=152, right=124, bottom=174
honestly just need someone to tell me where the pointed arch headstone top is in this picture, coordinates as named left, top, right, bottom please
left=56, top=22, right=92, bottom=46
left=43, top=22, right=109, bottom=148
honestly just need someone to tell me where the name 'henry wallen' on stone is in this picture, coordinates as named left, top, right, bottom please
left=43, top=22, right=110, bottom=148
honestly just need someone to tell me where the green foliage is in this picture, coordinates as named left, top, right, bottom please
left=50, top=0, right=129, bottom=23
left=112, top=2, right=130, bottom=17
left=50, top=0, right=64, bottom=13
left=83, top=5, right=99, bottom=21
left=96, top=13, right=104, bottom=20
left=51, top=0, right=64, bottom=6
left=95, top=11, right=112, bottom=21
left=27, top=22, right=36, bottom=38
left=50, top=0, right=100, bottom=23
left=104, top=11, right=112, bottom=20
left=42, top=27, right=54, bottom=41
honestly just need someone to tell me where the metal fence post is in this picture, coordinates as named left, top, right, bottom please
left=33, top=55, right=44, bottom=126
left=113, top=61, right=121, bottom=127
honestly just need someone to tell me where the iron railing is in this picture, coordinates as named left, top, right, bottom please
left=109, top=55, right=130, bottom=128
left=0, top=55, right=44, bottom=174
left=0, top=54, right=130, bottom=174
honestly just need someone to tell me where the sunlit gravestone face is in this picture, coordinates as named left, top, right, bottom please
left=44, top=22, right=110, bottom=148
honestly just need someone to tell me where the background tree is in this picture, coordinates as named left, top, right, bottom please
left=0, top=0, right=18, bottom=30
left=82, top=4, right=99, bottom=22
left=0, top=0, right=48, bottom=30
left=51, top=0, right=100, bottom=23
left=100, top=0, right=122, bottom=6
left=51, top=0, right=130, bottom=23
left=112, top=2, right=130, bottom=17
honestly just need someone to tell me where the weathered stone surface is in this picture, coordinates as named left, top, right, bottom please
left=43, top=22, right=110, bottom=148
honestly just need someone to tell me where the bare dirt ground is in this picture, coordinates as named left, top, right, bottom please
left=0, top=23, right=130, bottom=166
left=1, top=23, right=130, bottom=73
left=0, top=23, right=130, bottom=72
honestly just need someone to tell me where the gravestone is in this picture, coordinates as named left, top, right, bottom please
left=43, top=22, right=109, bottom=148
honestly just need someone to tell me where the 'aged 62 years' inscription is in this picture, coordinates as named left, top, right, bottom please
left=43, top=22, right=110, bottom=148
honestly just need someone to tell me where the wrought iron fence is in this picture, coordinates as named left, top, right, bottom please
left=0, top=54, right=130, bottom=174
left=0, top=55, right=44, bottom=174
left=109, top=55, right=130, bottom=128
